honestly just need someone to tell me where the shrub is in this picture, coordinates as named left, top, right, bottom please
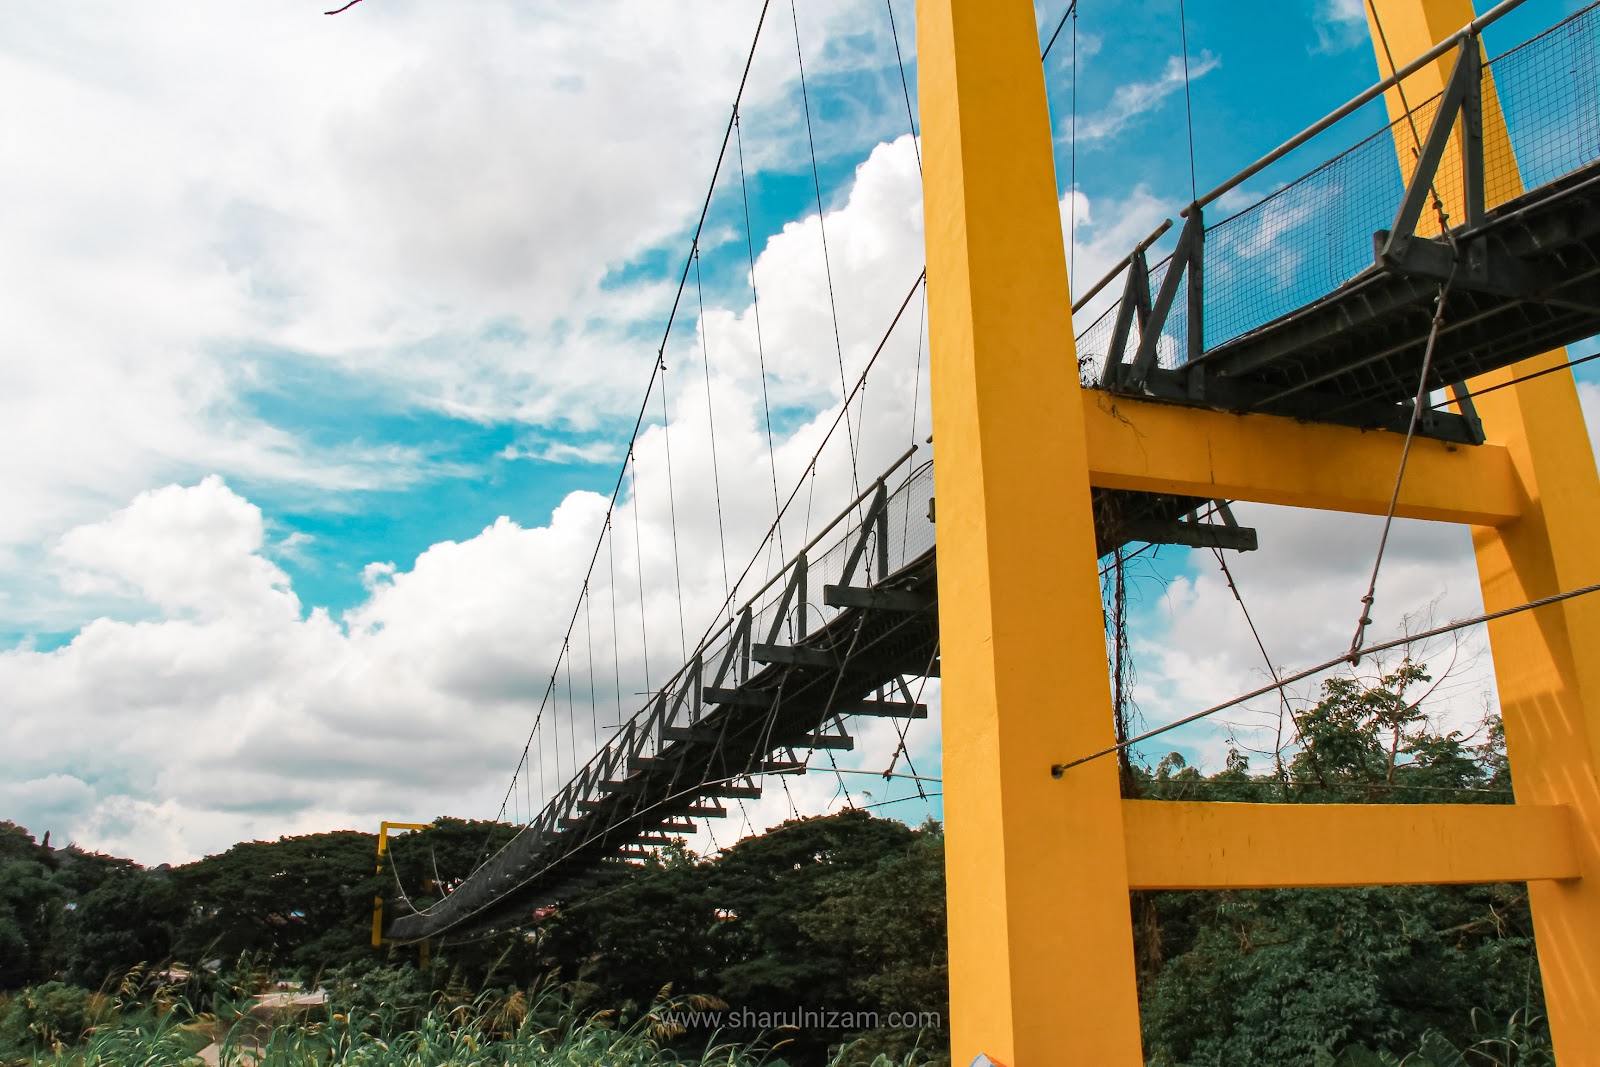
left=0, top=981, right=103, bottom=1053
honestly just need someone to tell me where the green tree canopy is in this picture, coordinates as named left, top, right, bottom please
left=63, top=870, right=183, bottom=989
left=173, top=830, right=380, bottom=971
left=0, top=861, right=63, bottom=987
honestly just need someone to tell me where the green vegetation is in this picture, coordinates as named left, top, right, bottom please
left=2, top=972, right=934, bottom=1067
left=0, top=659, right=1558, bottom=1064
left=1129, top=660, right=1549, bottom=1066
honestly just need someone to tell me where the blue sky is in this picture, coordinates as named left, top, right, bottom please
left=0, top=0, right=1594, bottom=863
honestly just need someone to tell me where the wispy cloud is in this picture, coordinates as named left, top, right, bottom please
left=1075, top=51, right=1221, bottom=145
left=1313, top=0, right=1368, bottom=54
left=498, top=440, right=623, bottom=466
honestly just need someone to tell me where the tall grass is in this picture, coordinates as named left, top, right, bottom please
left=25, top=987, right=939, bottom=1067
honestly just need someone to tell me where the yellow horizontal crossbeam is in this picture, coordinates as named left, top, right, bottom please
left=1082, top=390, right=1523, bottom=526
left=1123, top=800, right=1578, bottom=889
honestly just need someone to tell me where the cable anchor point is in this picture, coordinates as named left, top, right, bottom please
left=1348, top=594, right=1376, bottom=665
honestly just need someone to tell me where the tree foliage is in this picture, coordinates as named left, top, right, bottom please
left=0, top=661, right=1557, bottom=1065
left=64, top=871, right=184, bottom=989
left=538, top=808, right=946, bottom=1062
left=1137, top=662, right=1542, bottom=1065
left=173, top=830, right=380, bottom=970
left=0, top=861, right=62, bottom=988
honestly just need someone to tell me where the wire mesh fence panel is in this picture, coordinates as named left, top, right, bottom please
left=1202, top=107, right=1420, bottom=350
left=1484, top=3, right=1600, bottom=206
left=889, top=462, right=937, bottom=572
left=1070, top=254, right=1186, bottom=380
left=1146, top=256, right=1190, bottom=371
left=1073, top=301, right=1121, bottom=384
left=1173, top=1, right=1600, bottom=355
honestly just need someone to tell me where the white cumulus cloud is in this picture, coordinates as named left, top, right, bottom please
left=0, top=132, right=939, bottom=866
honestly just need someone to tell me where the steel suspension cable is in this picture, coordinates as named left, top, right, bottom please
left=852, top=387, right=871, bottom=548
left=692, top=249, right=733, bottom=608
left=883, top=640, right=941, bottom=795
left=1348, top=273, right=1456, bottom=664
left=496, top=276, right=924, bottom=863
left=883, top=0, right=921, bottom=170
left=497, top=675, right=559, bottom=835
left=657, top=361, right=691, bottom=660
left=536, top=714, right=547, bottom=821
left=606, top=522, right=624, bottom=727
left=737, top=797, right=754, bottom=840
left=803, top=463, right=819, bottom=544
left=1369, top=0, right=1432, bottom=162
left=1069, top=4, right=1079, bottom=282
left=734, top=111, right=788, bottom=560
left=564, top=642, right=578, bottom=779
left=1367, top=0, right=1459, bottom=237
left=1207, top=543, right=1315, bottom=786
left=472, top=126, right=929, bottom=877
left=1451, top=349, right=1600, bottom=404
left=791, top=0, right=863, bottom=500
left=834, top=767, right=943, bottom=786
left=903, top=277, right=928, bottom=564
left=1041, top=0, right=1078, bottom=60
left=483, top=0, right=776, bottom=846
left=1053, top=576, right=1600, bottom=776
left=550, top=663, right=563, bottom=794
left=797, top=607, right=873, bottom=807
left=584, top=587, right=600, bottom=748
left=676, top=269, right=928, bottom=669
left=1177, top=0, right=1199, bottom=200
left=629, top=455, right=653, bottom=694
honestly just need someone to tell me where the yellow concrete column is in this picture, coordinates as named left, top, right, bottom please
left=917, top=0, right=1143, bottom=1062
left=1368, top=3, right=1600, bottom=1059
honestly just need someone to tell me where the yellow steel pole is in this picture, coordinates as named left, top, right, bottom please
left=916, top=0, right=1143, bottom=1061
left=1366, top=3, right=1600, bottom=1059
left=371, top=821, right=430, bottom=949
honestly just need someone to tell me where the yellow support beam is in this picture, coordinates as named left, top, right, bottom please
left=1123, top=801, right=1579, bottom=889
left=1081, top=391, right=1523, bottom=525
left=1367, top=2, right=1600, bottom=1059
left=917, top=0, right=1143, bottom=1061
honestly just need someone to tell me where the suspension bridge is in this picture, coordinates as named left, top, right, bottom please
left=380, top=0, right=1600, bottom=1061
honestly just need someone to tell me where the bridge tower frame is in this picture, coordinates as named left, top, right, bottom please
left=1367, top=0, right=1600, bottom=1058
left=916, top=0, right=1600, bottom=1062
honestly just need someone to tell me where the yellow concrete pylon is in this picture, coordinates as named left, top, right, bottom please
left=916, top=0, right=1143, bottom=1061
left=1367, top=2, right=1600, bottom=1058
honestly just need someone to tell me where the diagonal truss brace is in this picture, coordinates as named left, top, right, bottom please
left=1375, top=32, right=1546, bottom=309
left=1097, top=210, right=1206, bottom=392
